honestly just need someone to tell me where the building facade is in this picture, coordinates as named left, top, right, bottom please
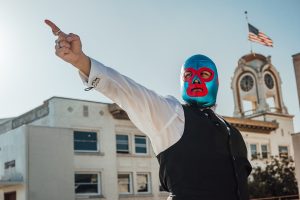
left=292, top=52, right=300, bottom=195
left=293, top=133, right=300, bottom=196
left=231, top=53, right=299, bottom=195
left=0, top=53, right=297, bottom=200
left=293, top=53, right=300, bottom=108
left=0, top=97, right=168, bottom=200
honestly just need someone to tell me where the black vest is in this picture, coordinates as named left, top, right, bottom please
left=157, top=105, right=252, bottom=200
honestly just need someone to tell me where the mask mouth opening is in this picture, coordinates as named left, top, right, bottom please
left=191, top=88, right=203, bottom=92
left=187, top=83, right=208, bottom=97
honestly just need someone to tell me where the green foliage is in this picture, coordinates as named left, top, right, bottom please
left=248, top=156, right=299, bottom=199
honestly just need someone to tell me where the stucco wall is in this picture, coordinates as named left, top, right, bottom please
left=250, top=114, right=295, bottom=158
left=292, top=133, right=300, bottom=196
left=0, top=126, right=27, bottom=200
left=27, top=126, right=74, bottom=200
left=293, top=53, right=300, bottom=108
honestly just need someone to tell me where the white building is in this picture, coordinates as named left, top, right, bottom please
left=292, top=53, right=300, bottom=108
left=230, top=53, right=295, bottom=167
left=0, top=97, right=168, bottom=200
left=0, top=53, right=297, bottom=200
left=292, top=52, right=300, bottom=195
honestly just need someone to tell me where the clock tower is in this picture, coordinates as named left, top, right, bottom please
left=231, top=53, right=288, bottom=118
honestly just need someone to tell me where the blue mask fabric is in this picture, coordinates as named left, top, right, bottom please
left=180, top=54, right=219, bottom=108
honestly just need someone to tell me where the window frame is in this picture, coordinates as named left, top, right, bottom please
left=116, top=134, right=130, bottom=154
left=250, top=143, right=258, bottom=159
left=117, top=172, right=133, bottom=195
left=73, top=130, right=99, bottom=153
left=134, top=135, right=148, bottom=155
left=261, top=144, right=269, bottom=159
left=74, top=172, right=101, bottom=196
left=136, top=172, right=151, bottom=194
left=278, top=145, right=289, bottom=158
left=4, top=160, right=16, bottom=175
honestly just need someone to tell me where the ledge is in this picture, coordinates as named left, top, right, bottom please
left=76, top=194, right=105, bottom=199
left=0, top=102, right=49, bottom=134
left=74, top=151, right=105, bottom=156
left=117, top=153, right=152, bottom=158
left=119, top=193, right=153, bottom=198
left=224, top=116, right=278, bottom=134
left=0, top=180, right=24, bottom=188
left=109, top=103, right=279, bottom=134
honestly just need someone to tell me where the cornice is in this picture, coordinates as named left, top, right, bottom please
left=224, top=116, right=278, bottom=134
left=108, top=103, right=279, bottom=134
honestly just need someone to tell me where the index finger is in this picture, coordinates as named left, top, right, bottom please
left=44, top=19, right=63, bottom=36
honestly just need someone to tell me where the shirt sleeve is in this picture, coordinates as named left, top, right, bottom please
left=79, top=58, right=185, bottom=155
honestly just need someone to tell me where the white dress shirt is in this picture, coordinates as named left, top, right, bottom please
left=79, top=58, right=185, bottom=155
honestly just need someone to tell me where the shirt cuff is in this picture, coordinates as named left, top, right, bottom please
left=78, top=58, right=107, bottom=90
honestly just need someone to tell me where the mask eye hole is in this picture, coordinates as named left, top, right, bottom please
left=183, top=71, right=193, bottom=81
left=200, top=70, right=212, bottom=79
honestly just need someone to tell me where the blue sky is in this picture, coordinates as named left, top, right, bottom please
left=1, top=0, right=300, bottom=131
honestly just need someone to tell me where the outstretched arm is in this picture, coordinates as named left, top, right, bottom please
left=44, top=19, right=91, bottom=77
left=45, top=20, right=184, bottom=155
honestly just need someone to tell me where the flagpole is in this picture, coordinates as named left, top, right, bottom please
left=244, top=11, right=254, bottom=56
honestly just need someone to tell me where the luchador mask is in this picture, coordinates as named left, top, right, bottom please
left=180, top=54, right=219, bottom=107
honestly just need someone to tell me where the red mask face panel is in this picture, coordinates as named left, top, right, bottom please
left=182, top=67, right=214, bottom=97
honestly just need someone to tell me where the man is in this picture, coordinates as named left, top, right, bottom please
left=45, top=19, right=252, bottom=200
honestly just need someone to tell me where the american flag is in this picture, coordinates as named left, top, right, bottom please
left=248, top=23, right=273, bottom=47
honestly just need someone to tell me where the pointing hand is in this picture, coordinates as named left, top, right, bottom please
left=45, top=19, right=90, bottom=76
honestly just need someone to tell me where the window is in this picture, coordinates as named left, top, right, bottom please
left=74, top=131, right=98, bottom=152
left=278, top=146, right=288, bottom=158
left=250, top=144, right=257, bottom=159
left=75, top=173, right=100, bottom=195
left=4, top=160, right=15, bottom=169
left=118, top=173, right=133, bottom=194
left=137, top=173, right=151, bottom=193
left=4, top=160, right=16, bottom=174
left=261, top=144, right=268, bottom=159
left=135, top=135, right=147, bottom=154
left=116, top=135, right=129, bottom=154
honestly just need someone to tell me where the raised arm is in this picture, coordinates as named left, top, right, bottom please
left=45, top=20, right=184, bottom=155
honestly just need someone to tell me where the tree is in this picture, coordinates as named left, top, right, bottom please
left=248, top=156, right=299, bottom=199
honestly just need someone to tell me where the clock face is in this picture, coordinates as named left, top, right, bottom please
left=240, top=75, right=254, bottom=92
left=264, top=74, right=274, bottom=89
